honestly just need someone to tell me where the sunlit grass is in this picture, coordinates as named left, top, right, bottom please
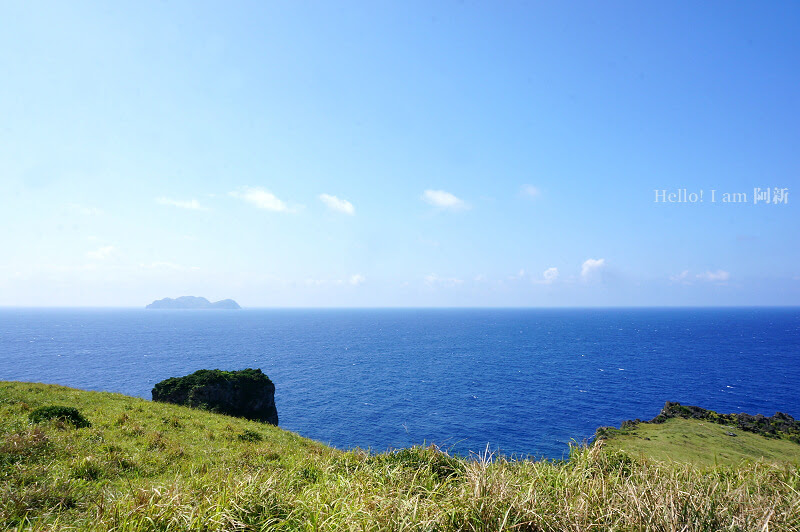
left=601, top=416, right=800, bottom=466
left=2, top=381, right=799, bottom=531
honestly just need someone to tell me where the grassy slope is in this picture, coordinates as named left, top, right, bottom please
left=1, top=381, right=799, bottom=531
left=601, top=418, right=800, bottom=466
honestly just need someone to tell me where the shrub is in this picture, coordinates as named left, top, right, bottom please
left=28, top=406, right=91, bottom=428
left=370, top=445, right=465, bottom=480
left=238, top=429, right=263, bottom=442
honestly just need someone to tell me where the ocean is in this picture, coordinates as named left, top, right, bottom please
left=1, top=307, right=798, bottom=458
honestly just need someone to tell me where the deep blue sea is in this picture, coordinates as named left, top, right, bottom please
left=1, top=308, right=798, bottom=458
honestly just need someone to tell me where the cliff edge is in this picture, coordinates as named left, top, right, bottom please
left=596, top=401, right=800, bottom=443
left=152, top=368, right=278, bottom=425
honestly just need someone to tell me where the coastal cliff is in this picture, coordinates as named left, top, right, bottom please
left=151, top=368, right=278, bottom=425
left=595, top=401, right=800, bottom=466
left=596, top=401, right=800, bottom=443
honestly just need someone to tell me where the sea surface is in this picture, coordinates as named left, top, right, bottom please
left=1, top=307, right=798, bottom=458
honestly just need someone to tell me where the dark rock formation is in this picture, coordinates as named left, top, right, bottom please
left=595, top=401, right=800, bottom=444
left=146, top=296, right=241, bottom=310
left=152, top=368, right=278, bottom=425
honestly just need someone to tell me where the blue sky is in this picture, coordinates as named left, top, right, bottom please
left=1, top=1, right=798, bottom=307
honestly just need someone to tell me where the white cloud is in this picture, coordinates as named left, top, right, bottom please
left=87, top=246, right=115, bottom=260
left=521, top=185, right=540, bottom=199
left=697, top=270, right=730, bottom=282
left=230, top=186, right=293, bottom=212
left=421, top=190, right=469, bottom=210
left=349, top=274, right=366, bottom=285
left=156, top=197, right=206, bottom=210
left=319, top=194, right=355, bottom=215
left=542, top=267, right=559, bottom=283
left=424, top=274, right=464, bottom=287
left=669, top=270, right=691, bottom=283
left=531, top=267, right=559, bottom=285
left=581, top=258, right=606, bottom=281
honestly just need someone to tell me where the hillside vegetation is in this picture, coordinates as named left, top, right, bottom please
left=600, top=417, right=800, bottom=466
left=1, top=382, right=799, bottom=531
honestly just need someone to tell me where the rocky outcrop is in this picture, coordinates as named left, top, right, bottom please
left=152, top=369, right=278, bottom=425
left=596, top=401, right=799, bottom=444
left=146, top=296, right=241, bottom=309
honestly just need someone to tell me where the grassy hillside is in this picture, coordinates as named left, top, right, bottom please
left=600, top=417, right=800, bottom=466
left=2, top=382, right=799, bottom=531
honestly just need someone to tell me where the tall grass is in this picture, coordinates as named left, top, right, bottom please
left=2, top=382, right=799, bottom=531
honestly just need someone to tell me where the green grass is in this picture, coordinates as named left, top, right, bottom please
left=601, top=417, right=800, bottom=466
left=2, top=381, right=800, bottom=531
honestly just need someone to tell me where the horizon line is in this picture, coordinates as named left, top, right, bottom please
left=1, top=304, right=799, bottom=310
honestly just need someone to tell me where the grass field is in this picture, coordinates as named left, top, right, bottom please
left=600, top=417, right=800, bottom=466
left=2, top=381, right=799, bottom=531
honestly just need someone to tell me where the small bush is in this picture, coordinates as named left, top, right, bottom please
left=370, top=445, right=465, bottom=480
left=28, top=406, right=91, bottom=428
left=238, top=429, right=263, bottom=442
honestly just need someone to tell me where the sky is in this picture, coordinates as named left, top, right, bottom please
left=1, top=1, right=798, bottom=307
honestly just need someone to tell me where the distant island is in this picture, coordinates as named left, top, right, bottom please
left=145, top=296, right=241, bottom=310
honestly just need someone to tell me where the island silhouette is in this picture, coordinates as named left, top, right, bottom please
left=146, top=296, right=241, bottom=310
